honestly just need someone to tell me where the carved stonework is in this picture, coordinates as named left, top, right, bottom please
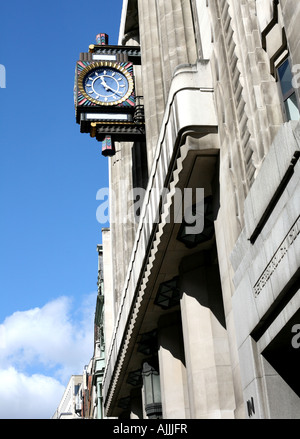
left=254, top=215, right=300, bottom=296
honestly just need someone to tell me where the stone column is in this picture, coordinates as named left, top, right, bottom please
left=157, top=312, right=190, bottom=419
left=179, top=256, right=236, bottom=418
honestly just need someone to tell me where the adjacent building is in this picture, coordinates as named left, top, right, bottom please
left=52, top=375, right=82, bottom=419
left=53, top=245, right=106, bottom=420
left=98, top=0, right=300, bottom=419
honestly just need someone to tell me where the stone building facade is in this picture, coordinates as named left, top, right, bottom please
left=52, top=375, right=82, bottom=419
left=101, top=0, right=300, bottom=419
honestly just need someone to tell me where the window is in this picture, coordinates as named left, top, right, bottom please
left=277, top=58, right=300, bottom=121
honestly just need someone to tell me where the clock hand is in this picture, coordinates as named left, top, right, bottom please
left=100, top=76, right=109, bottom=90
left=99, top=76, right=123, bottom=96
left=106, top=86, right=124, bottom=96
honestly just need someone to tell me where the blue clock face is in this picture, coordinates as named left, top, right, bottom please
left=83, top=67, right=130, bottom=104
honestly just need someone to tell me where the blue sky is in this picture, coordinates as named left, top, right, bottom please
left=0, top=0, right=123, bottom=418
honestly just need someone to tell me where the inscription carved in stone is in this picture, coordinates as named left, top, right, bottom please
left=253, top=215, right=300, bottom=296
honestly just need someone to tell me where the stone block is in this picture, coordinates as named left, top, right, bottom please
left=232, top=272, right=260, bottom=347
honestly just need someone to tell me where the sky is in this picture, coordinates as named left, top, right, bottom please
left=0, top=0, right=124, bottom=419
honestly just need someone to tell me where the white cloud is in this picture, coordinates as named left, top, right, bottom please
left=0, top=367, right=65, bottom=419
left=0, top=294, right=95, bottom=419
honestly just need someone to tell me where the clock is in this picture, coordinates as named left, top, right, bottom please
left=77, top=61, right=134, bottom=107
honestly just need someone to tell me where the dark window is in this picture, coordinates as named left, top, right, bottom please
left=277, top=59, right=300, bottom=121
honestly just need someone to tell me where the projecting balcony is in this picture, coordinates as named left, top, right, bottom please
left=95, top=358, right=105, bottom=374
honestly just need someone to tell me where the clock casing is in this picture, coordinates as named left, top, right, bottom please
left=74, top=41, right=145, bottom=147
left=77, top=61, right=134, bottom=107
left=83, top=67, right=129, bottom=105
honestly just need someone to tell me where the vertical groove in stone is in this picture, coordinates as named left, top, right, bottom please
left=214, top=0, right=284, bottom=192
left=138, top=0, right=197, bottom=174
left=229, top=0, right=283, bottom=170
left=156, top=0, right=197, bottom=99
left=155, top=0, right=171, bottom=100
left=221, top=0, right=253, bottom=191
left=138, top=0, right=165, bottom=171
left=211, top=0, right=250, bottom=226
left=181, top=0, right=198, bottom=63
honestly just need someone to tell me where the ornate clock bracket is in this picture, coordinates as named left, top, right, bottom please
left=74, top=33, right=145, bottom=157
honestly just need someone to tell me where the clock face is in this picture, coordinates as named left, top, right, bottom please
left=78, top=62, right=134, bottom=107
